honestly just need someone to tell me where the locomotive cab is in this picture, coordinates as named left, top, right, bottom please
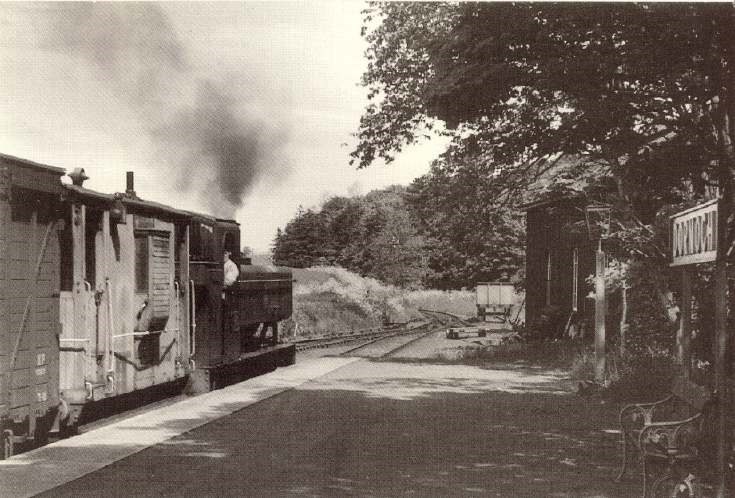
left=187, top=217, right=294, bottom=393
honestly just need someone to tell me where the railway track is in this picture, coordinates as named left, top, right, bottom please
left=338, top=322, right=435, bottom=357
left=293, top=322, right=429, bottom=352
left=334, top=309, right=469, bottom=358
left=417, top=308, right=472, bottom=326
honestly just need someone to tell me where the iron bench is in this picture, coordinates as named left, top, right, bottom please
left=615, top=376, right=713, bottom=497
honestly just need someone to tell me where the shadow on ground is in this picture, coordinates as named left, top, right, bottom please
left=18, top=359, right=651, bottom=497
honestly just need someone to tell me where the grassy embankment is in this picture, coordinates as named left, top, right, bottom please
left=279, top=266, right=475, bottom=340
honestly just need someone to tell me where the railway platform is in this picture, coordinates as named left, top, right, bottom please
left=0, top=357, right=359, bottom=498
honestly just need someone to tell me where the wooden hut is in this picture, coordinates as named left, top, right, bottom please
left=523, top=197, right=596, bottom=338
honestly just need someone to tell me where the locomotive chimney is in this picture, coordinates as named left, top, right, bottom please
left=126, top=171, right=136, bottom=197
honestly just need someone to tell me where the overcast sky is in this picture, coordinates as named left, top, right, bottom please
left=0, top=2, right=446, bottom=252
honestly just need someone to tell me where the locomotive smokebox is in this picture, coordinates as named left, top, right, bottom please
left=126, top=171, right=136, bottom=197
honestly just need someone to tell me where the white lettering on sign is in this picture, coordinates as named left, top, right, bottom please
left=671, top=199, right=719, bottom=266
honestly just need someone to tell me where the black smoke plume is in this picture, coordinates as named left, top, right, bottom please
left=39, top=3, right=287, bottom=217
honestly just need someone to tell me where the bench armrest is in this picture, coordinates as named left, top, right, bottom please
left=638, top=413, right=703, bottom=455
left=619, top=395, right=674, bottom=426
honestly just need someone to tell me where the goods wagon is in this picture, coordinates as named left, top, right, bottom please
left=0, top=154, right=65, bottom=458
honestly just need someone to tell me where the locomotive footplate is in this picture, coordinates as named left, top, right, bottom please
left=187, top=344, right=296, bottom=393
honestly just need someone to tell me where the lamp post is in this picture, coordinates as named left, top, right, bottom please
left=585, top=203, right=612, bottom=385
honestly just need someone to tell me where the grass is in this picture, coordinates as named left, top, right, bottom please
left=281, top=266, right=475, bottom=340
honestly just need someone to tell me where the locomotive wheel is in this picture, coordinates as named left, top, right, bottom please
left=2, top=430, right=13, bottom=460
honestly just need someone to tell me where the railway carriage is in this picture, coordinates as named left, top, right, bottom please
left=0, top=155, right=294, bottom=458
left=58, top=173, right=193, bottom=428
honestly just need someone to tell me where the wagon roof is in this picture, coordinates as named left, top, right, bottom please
left=1, top=152, right=66, bottom=195
left=215, top=217, right=239, bottom=225
left=0, top=152, right=66, bottom=175
left=63, top=184, right=193, bottom=219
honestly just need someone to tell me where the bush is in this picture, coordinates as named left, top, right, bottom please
left=527, top=304, right=566, bottom=340
left=570, top=348, right=596, bottom=381
left=570, top=346, right=676, bottom=401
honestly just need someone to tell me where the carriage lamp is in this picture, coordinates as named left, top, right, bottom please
left=584, top=203, right=612, bottom=241
left=110, top=196, right=127, bottom=224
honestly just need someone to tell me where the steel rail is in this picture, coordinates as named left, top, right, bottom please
left=293, top=321, right=432, bottom=352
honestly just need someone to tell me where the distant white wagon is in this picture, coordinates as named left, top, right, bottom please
left=475, top=282, right=520, bottom=325
left=446, top=282, right=524, bottom=339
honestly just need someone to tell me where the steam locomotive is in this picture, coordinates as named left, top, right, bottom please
left=0, top=153, right=294, bottom=458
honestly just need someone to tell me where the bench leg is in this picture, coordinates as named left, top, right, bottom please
left=650, top=471, right=671, bottom=498
left=616, top=432, right=629, bottom=482
left=650, top=472, right=697, bottom=498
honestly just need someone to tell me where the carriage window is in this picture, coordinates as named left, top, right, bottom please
left=85, top=210, right=101, bottom=285
left=135, top=234, right=149, bottom=293
left=223, top=232, right=238, bottom=259
left=189, top=221, right=215, bottom=261
left=59, top=211, right=73, bottom=291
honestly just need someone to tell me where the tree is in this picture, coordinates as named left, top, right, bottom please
left=271, top=188, right=432, bottom=288
left=407, top=156, right=525, bottom=289
left=354, top=3, right=735, bottom=214
left=271, top=207, right=326, bottom=268
left=353, top=2, right=735, bottom=328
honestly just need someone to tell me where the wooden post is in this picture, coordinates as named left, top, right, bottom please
left=714, top=187, right=729, bottom=498
left=595, top=239, right=606, bottom=384
left=714, top=257, right=728, bottom=498
left=677, top=268, right=692, bottom=380
left=714, top=179, right=730, bottom=498
left=619, top=284, right=627, bottom=357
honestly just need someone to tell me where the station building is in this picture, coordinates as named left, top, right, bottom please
left=522, top=196, right=597, bottom=338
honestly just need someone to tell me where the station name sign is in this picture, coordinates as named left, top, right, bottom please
left=670, top=199, right=719, bottom=266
